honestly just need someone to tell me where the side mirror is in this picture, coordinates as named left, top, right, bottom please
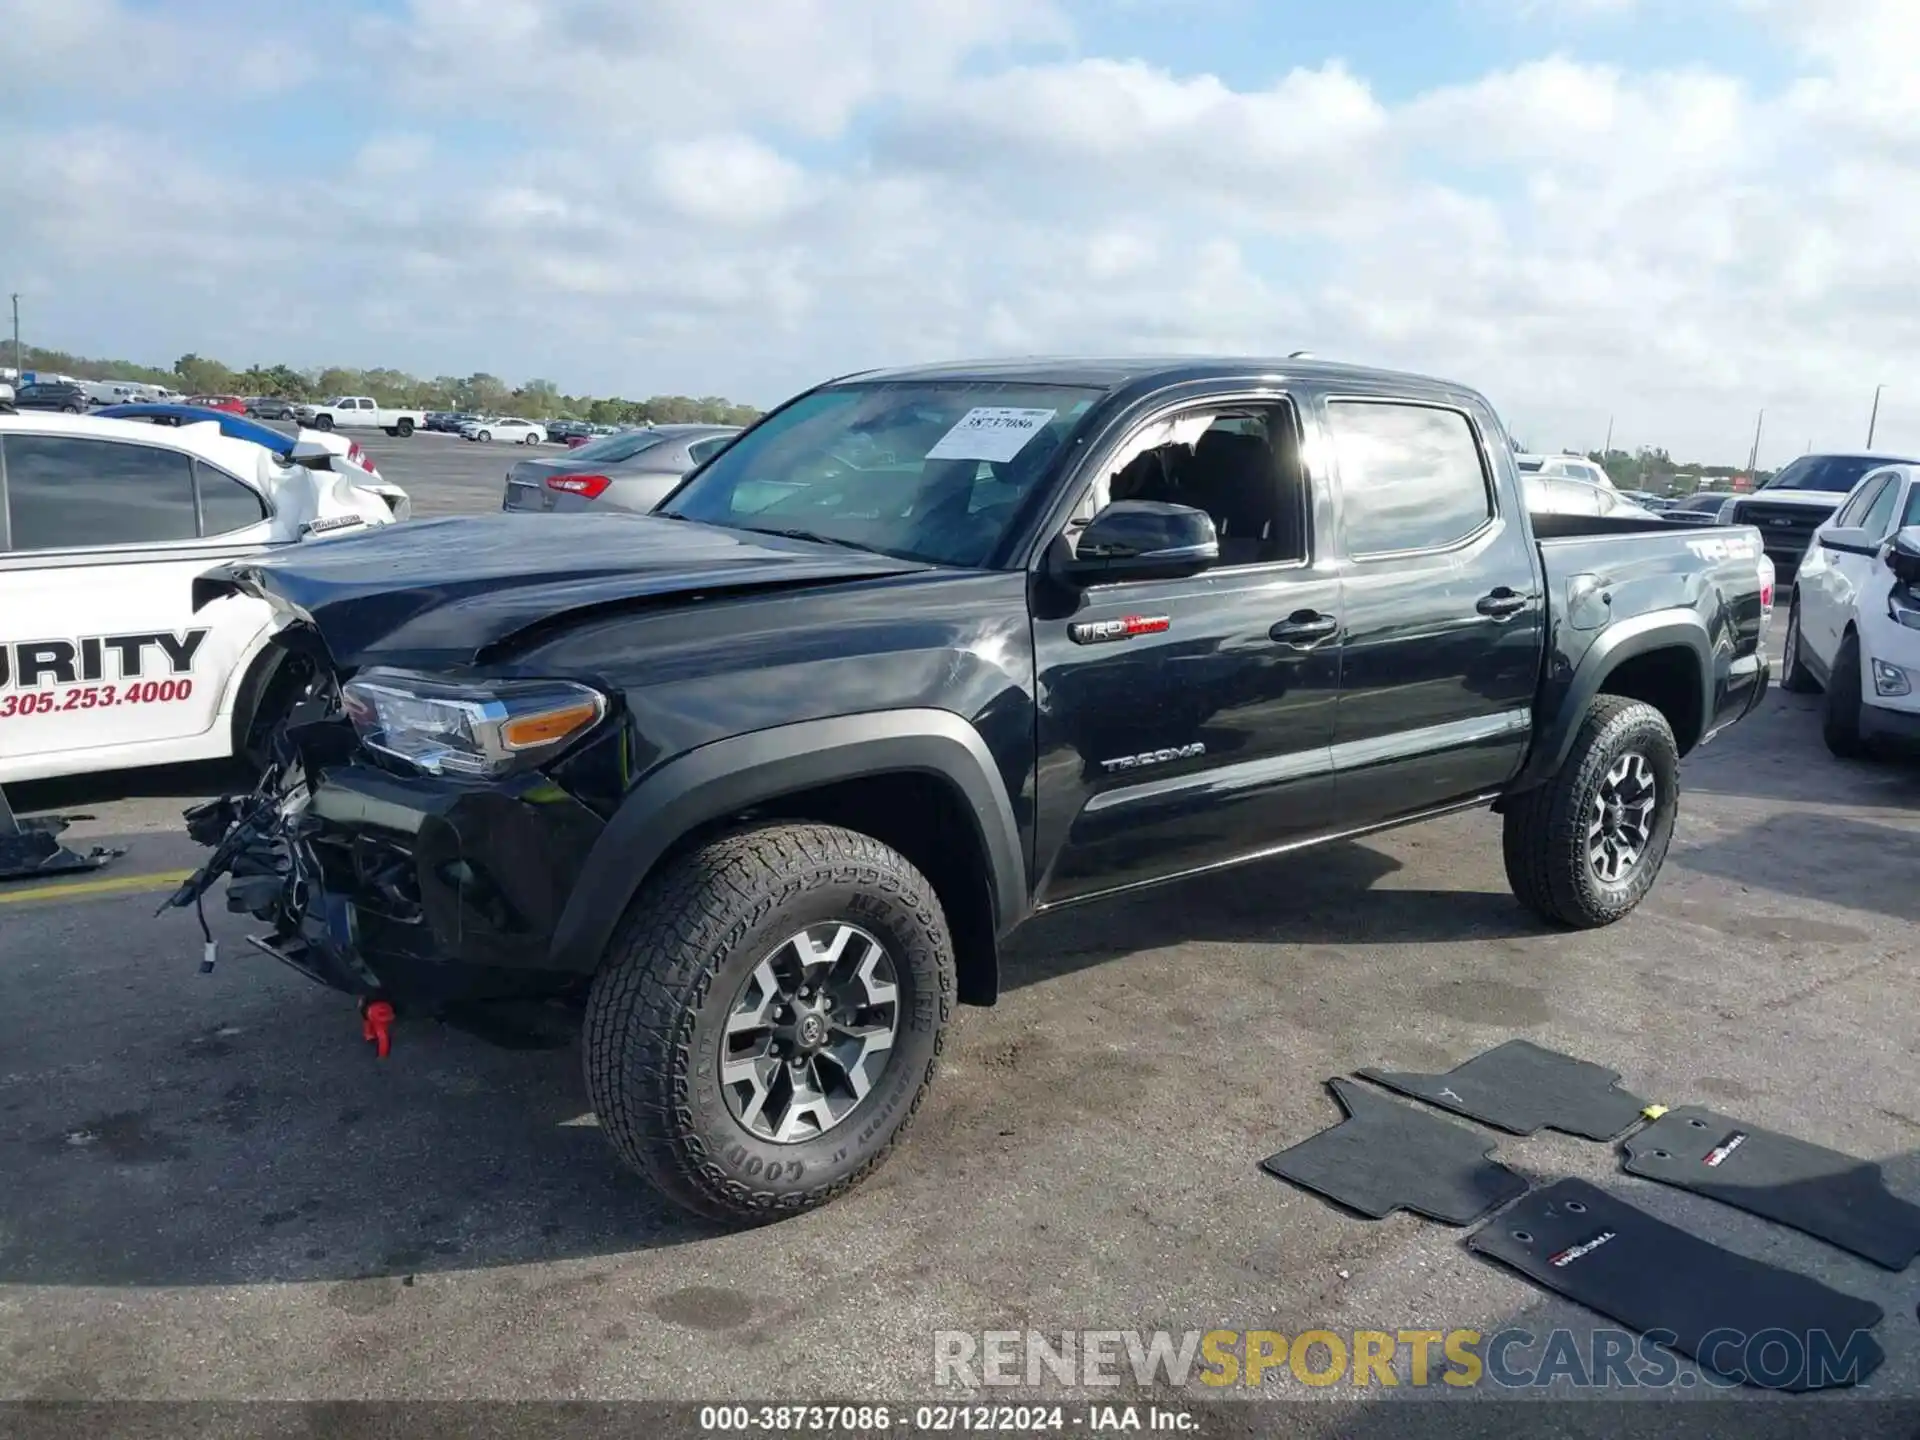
left=1059, top=501, right=1219, bottom=585
left=1820, top=525, right=1878, bottom=558
left=1886, top=526, right=1920, bottom=585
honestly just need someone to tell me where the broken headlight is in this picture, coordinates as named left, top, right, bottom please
left=340, top=668, right=607, bottom=778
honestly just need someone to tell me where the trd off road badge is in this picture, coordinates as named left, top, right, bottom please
left=0, top=630, right=209, bottom=690
left=1069, top=614, right=1170, bottom=645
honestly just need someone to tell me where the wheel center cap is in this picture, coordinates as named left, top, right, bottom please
left=797, top=1013, right=827, bottom=1049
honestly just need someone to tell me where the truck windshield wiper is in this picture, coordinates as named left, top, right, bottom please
left=752, top=526, right=876, bottom=554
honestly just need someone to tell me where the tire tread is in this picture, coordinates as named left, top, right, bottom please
left=583, top=822, right=952, bottom=1225
left=1503, top=694, right=1678, bottom=929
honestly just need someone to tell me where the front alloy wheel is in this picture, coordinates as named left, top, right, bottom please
left=584, top=822, right=953, bottom=1225
left=721, top=922, right=900, bottom=1144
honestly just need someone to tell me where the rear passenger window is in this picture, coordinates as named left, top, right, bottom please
left=1327, top=401, right=1494, bottom=556
left=195, top=461, right=269, bottom=536
left=3, top=435, right=198, bottom=551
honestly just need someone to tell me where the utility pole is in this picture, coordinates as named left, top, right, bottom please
left=8, top=294, right=18, bottom=379
left=1746, top=408, right=1764, bottom=479
left=1602, top=415, right=1614, bottom=456
left=1867, top=384, right=1884, bottom=449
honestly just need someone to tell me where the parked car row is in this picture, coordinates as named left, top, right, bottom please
left=420, top=411, right=624, bottom=439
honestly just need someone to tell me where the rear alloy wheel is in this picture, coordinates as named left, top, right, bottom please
left=1780, top=598, right=1819, bottom=693
left=584, top=823, right=953, bottom=1224
left=396, top=418, right=414, bottom=437
left=1504, top=694, right=1680, bottom=928
left=1822, top=630, right=1869, bottom=759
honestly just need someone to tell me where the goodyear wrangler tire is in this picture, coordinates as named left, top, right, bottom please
left=583, top=823, right=954, bottom=1225
left=1503, top=695, right=1680, bottom=929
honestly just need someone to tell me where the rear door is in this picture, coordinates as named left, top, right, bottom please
left=1318, top=394, right=1545, bottom=823
left=0, top=431, right=277, bottom=781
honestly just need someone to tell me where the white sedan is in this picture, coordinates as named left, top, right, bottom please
left=463, top=416, right=547, bottom=445
left=0, top=411, right=410, bottom=784
left=1781, top=462, right=1920, bottom=758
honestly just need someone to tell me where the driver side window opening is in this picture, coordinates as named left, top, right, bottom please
left=1070, top=401, right=1308, bottom=568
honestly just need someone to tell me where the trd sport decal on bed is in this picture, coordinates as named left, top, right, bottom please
left=0, top=630, right=210, bottom=691
left=1070, top=614, right=1171, bottom=645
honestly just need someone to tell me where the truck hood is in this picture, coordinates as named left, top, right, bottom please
left=193, top=513, right=932, bottom=670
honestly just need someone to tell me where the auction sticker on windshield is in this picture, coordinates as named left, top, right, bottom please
left=925, top=407, right=1058, bottom=463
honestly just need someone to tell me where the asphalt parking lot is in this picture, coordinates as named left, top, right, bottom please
left=4, top=435, right=1919, bottom=1430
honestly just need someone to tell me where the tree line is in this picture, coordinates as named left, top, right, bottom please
left=6, top=342, right=761, bottom=428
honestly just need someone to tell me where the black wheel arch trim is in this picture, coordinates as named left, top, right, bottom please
left=546, top=708, right=1027, bottom=986
left=228, top=639, right=301, bottom=759
left=1511, top=608, right=1715, bottom=791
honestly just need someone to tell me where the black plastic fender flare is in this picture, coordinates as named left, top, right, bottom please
left=547, top=709, right=1028, bottom=980
left=1511, top=608, right=1714, bottom=791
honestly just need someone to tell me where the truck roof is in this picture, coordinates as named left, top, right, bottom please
left=842, top=354, right=1472, bottom=397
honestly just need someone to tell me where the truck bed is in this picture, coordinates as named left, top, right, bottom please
left=1529, top=519, right=1771, bottom=772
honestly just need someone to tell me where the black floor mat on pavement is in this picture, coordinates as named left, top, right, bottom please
left=1260, top=1077, right=1528, bottom=1225
left=1471, top=1178, right=1885, bottom=1391
left=1359, top=1039, right=1647, bottom=1140
left=1622, top=1106, right=1920, bottom=1270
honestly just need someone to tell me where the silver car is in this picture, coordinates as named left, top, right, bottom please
left=500, top=424, right=740, bottom=514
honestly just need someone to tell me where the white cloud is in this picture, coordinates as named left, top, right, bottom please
left=0, top=0, right=311, bottom=99
left=650, top=136, right=808, bottom=227
left=8, top=0, right=1920, bottom=463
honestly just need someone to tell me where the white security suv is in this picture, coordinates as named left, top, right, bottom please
left=1781, top=462, right=1920, bottom=757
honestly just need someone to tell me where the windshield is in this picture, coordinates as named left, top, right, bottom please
left=1763, top=455, right=1885, bottom=493
left=660, top=381, right=1102, bottom=566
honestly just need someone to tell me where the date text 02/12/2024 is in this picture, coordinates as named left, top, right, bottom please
left=697, top=1405, right=1198, bottom=1432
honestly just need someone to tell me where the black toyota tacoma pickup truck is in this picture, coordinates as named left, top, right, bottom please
left=172, top=357, right=1773, bottom=1223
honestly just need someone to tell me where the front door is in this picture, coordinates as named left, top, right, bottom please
left=1317, top=396, right=1545, bottom=823
left=1032, top=397, right=1344, bottom=905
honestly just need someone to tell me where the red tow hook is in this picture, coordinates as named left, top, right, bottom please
left=360, top=999, right=396, bottom=1059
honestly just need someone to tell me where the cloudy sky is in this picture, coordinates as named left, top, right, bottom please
left=3, top=0, right=1916, bottom=463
